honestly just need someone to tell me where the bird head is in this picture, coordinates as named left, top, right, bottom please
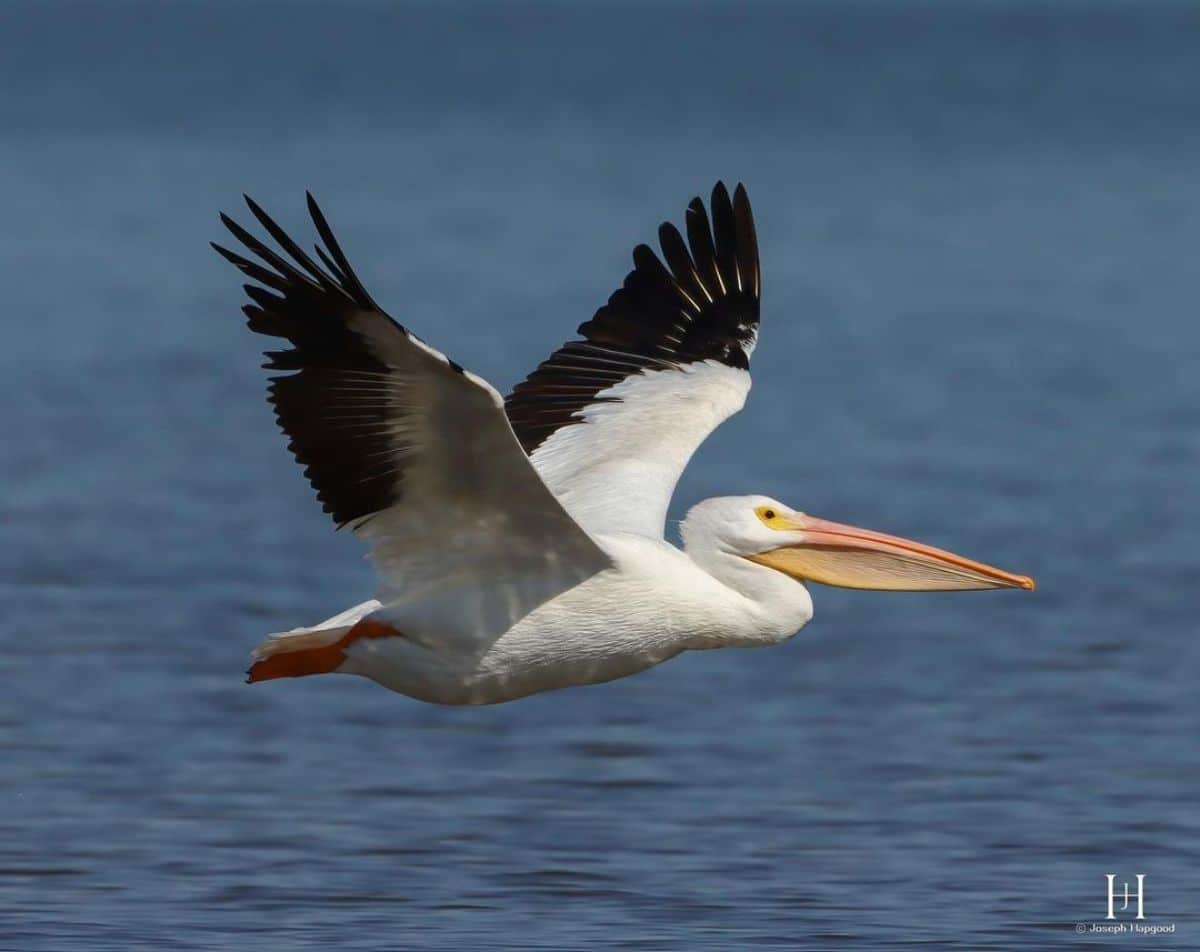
left=683, top=495, right=1034, bottom=592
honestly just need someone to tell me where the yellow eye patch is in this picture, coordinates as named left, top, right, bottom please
left=755, top=505, right=787, bottom=528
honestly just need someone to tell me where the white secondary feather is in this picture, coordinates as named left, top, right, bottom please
left=526, top=360, right=751, bottom=538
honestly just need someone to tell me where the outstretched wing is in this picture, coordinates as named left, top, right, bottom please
left=505, top=182, right=760, bottom=539
left=214, top=195, right=610, bottom=656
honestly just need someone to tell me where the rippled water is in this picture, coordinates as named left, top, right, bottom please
left=3, top=1, right=1199, bottom=948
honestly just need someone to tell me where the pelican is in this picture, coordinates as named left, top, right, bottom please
left=213, top=182, right=1034, bottom=706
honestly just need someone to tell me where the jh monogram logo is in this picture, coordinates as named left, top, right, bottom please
left=1106, top=874, right=1145, bottom=920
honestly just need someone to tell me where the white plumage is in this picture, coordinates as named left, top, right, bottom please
left=214, top=183, right=1033, bottom=705
left=528, top=361, right=749, bottom=538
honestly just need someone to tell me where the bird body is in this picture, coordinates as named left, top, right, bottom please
left=336, top=521, right=813, bottom=705
left=214, top=183, right=1033, bottom=706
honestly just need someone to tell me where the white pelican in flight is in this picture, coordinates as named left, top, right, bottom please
left=213, top=182, right=1034, bottom=705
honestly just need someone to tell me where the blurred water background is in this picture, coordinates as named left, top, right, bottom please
left=2, top=1, right=1198, bottom=948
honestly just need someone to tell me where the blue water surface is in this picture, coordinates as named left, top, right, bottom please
left=1, top=2, right=1198, bottom=948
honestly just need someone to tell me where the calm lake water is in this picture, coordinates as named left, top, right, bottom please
left=2, top=1, right=1198, bottom=948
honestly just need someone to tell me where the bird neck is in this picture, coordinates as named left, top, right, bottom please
left=683, top=543, right=814, bottom=645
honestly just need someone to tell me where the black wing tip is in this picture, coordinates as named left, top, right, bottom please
left=242, top=193, right=273, bottom=226
left=682, top=181, right=743, bottom=219
left=214, top=190, right=383, bottom=309
left=305, top=192, right=326, bottom=231
left=505, top=181, right=761, bottom=454
left=711, top=179, right=748, bottom=195
left=662, top=180, right=759, bottom=297
left=656, top=220, right=684, bottom=248
left=236, top=192, right=298, bottom=230
left=218, top=210, right=267, bottom=252
left=305, top=190, right=326, bottom=224
left=730, top=182, right=753, bottom=217
left=708, top=180, right=753, bottom=218
left=215, top=192, right=438, bottom=533
left=701, top=179, right=753, bottom=225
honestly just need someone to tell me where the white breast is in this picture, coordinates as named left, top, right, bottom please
left=344, top=534, right=801, bottom=705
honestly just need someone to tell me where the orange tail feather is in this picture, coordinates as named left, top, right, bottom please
left=247, top=618, right=399, bottom=683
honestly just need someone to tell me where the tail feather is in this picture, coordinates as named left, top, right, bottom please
left=247, top=608, right=398, bottom=683
left=247, top=626, right=354, bottom=682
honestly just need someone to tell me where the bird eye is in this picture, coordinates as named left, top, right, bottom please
left=755, top=505, right=784, bottom=527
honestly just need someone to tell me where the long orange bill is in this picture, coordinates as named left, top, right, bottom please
left=747, top=514, right=1035, bottom=592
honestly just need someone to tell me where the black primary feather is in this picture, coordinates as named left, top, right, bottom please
left=214, top=195, right=412, bottom=527
left=504, top=181, right=760, bottom=455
